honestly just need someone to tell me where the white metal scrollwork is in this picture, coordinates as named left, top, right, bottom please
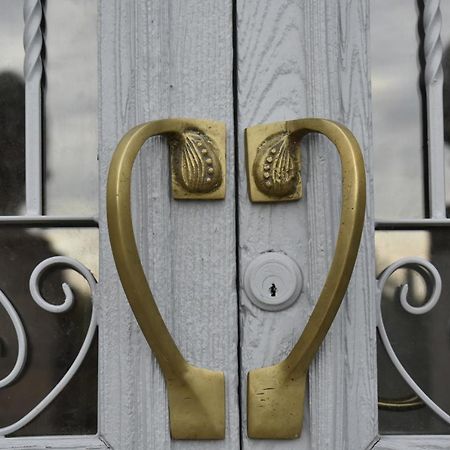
left=0, top=293, right=27, bottom=389
left=0, top=256, right=97, bottom=437
left=377, top=257, right=450, bottom=424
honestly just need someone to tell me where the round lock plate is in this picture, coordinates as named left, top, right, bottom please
left=243, top=252, right=303, bottom=311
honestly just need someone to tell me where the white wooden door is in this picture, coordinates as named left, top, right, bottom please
left=236, top=1, right=377, bottom=449
left=98, top=1, right=240, bottom=449
left=98, top=0, right=378, bottom=448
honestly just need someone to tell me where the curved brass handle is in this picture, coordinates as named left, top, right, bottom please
left=245, top=119, right=366, bottom=439
left=107, top=118, right=226, bottom=439
left=378, top=395, right=424, bottom=411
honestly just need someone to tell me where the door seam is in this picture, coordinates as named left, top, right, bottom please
left=232, top=0, right=243, bottom=447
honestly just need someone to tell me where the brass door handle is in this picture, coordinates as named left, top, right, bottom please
left=245, top=119, right=366, bottom=439
left=107, top=118, right=226, bottom=440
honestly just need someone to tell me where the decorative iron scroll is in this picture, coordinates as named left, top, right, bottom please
left=0, top=256, right=97, bottom=437
left=377, top=257, right=450, bottom=424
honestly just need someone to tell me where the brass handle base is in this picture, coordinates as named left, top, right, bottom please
left=246, top=125, right=302, bottom=202
left=247, top=366, right=306, bottom=439
left=168, top=365, right=225, bottom=439
left=170, top=122, right=226, bottom=200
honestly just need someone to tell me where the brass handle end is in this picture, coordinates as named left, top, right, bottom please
left=247, top=365, right=306, bottom=439
left=168, top=365, right=225, bottom=439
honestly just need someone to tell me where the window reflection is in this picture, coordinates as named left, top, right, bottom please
left=0, top=72, right=98, bottom=434
left=371, top=0, right=426, bottom=219
left=0, top=73, right=25, bottom=215
left=441, top=2, right=450, bottom=213
left=0, top=1, right=98, bottom=434
left=0, top=0, right=25, bottom=215
left=0, top=0, right=23, bottom=74
left=376, top=230, right=450, bottom=434
left=44, top=0, right=98, bottom=216
left=0, top=227, right=98, bottom=436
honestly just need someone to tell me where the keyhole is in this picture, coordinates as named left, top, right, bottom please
left=269, top=283, right=277, bottom=297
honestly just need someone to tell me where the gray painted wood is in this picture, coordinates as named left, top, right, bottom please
left=375, top=435, right=450, bottom=450
left=98, top=1, right=239, bottom=448
left=236, top=0, right=378, bottom=448
left=0, top=436, right=109, bottom=449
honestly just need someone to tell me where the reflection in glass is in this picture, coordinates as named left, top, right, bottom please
left=0, top=0, right=99, bottom=436
left=0, top=227, right=98, bottom=436
left=441, top=3, right=450, bottom=213
left=371, top=1, right=425, bottom=219
left=44, top=0, right=98, bottom=216
left=0, top=0, right=23, bottom=74
left=0, top=90, right=98, bottom=432
left=0, top=1, right=25, bottom=215
left=376, top=230, right=450, bottom=434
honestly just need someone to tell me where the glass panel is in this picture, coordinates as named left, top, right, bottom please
left=44, top=0, right=98, bottom=216
left=442, top=3, right=450, bottom=214
left=0, top=0, right=23, bottom=74
left=376, top=230, right=450, bottom=434
left=0, top=0, right=25, bottom=215
left=0, top=227, right=98, bottom=436
left=371, top=1, right=426, bottom=219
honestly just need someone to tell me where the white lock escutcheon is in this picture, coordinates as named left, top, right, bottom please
left=243, top=252, right=303, bottom=311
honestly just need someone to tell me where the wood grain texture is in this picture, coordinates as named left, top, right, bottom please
left=98, top=1, right=238, bottom=448
left=0, top=436, right=109, bottom=449
left=375, top=435, right=450, bottom=450
left=236, top=0, right=377, bottom=448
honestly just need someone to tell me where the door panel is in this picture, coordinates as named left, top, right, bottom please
left=236, top=0, right=377, bottom=448
left=98, top=1, right=239, bottom=448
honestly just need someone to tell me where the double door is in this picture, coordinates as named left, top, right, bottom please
left=98, top=1, right=375, bottom=449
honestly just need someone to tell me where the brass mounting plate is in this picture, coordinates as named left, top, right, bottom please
left=245, top=122, right=302, bottom=202
left=170, top=120, right=226, bottom=200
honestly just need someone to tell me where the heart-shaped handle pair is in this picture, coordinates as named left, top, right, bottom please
left=107, top=118, right=365, bottom=441
left=107, top=118, right=227, bottom=440
left=245, top=119, right=366, bottom=439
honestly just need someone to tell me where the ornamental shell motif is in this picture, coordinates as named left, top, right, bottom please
left=170, top=129, right=222, bottom=194
left=253, top=132, right=300, bottom=197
